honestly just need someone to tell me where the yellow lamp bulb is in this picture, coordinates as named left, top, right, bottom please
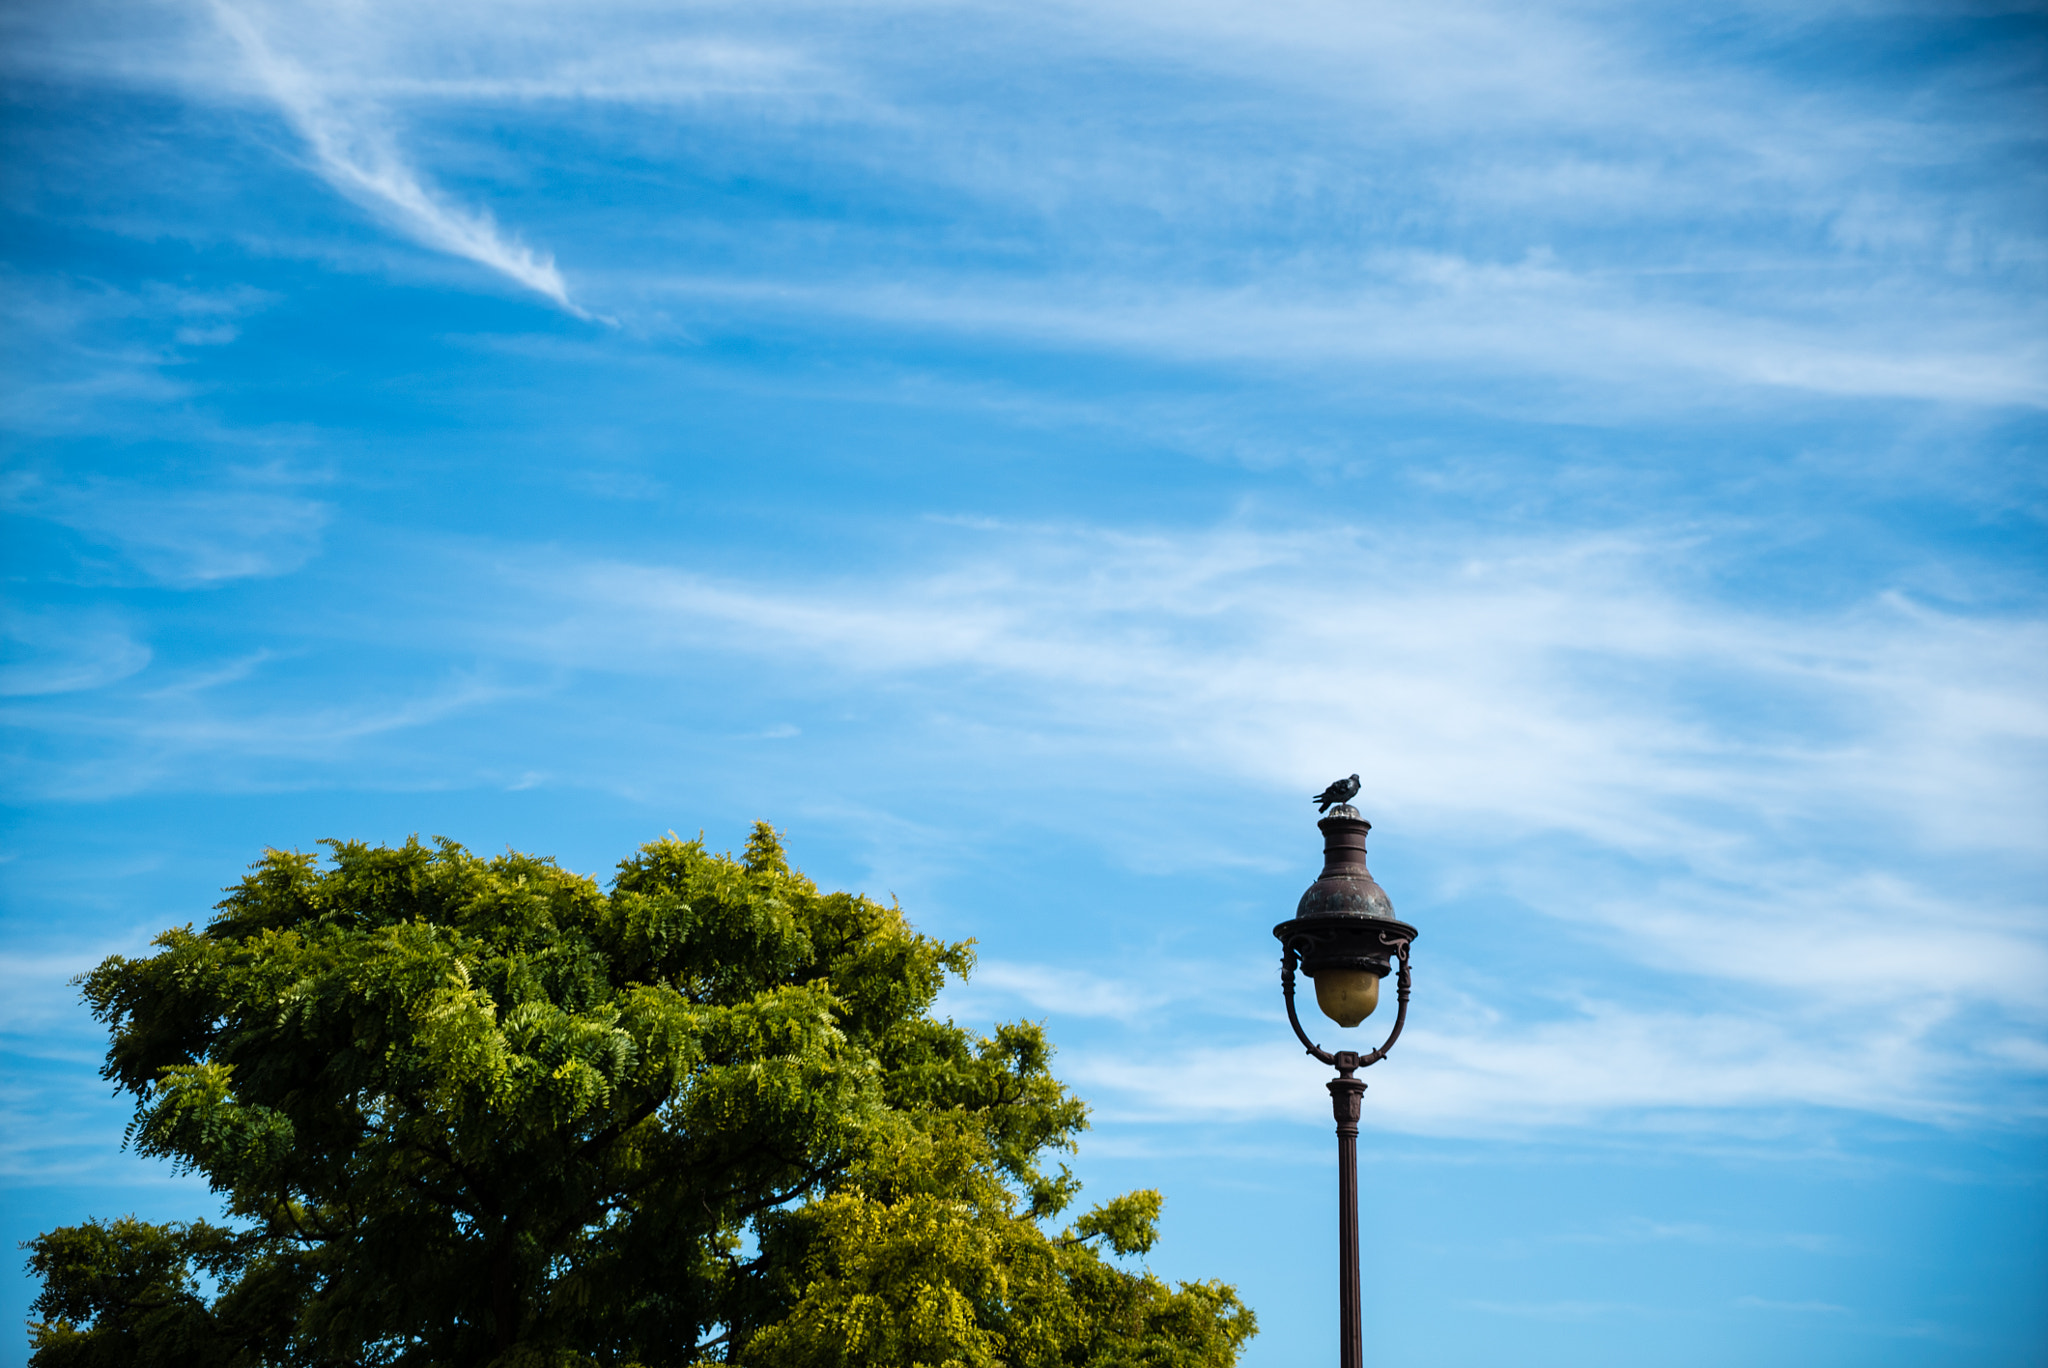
left=1313, top=968, right=1380, bottom=1028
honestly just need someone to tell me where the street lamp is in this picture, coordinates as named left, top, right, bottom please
left=1272, top=796, right=1418, bottom=1368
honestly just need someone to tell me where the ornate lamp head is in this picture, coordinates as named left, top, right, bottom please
left=1273, top=800, right=1418, bottom=1030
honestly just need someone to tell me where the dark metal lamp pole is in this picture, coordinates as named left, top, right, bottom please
left=1273, top=800, right=1418, bottom=1368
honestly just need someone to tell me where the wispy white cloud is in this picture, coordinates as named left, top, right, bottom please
left=629, top=260, right=2047, bottom=408
left=18, top=514, right=2035, bottom=1124
left=204, top=0, right=588, bottom=315
left=0, top=951, right=118, bottom=1037
left=3, top=515, right=2040, bottom=1133
left=0, top=608, right=151, bottom=697
left=0, top=662, right=519, bottom=802
left=1734, top=1297, right=1851, bottom=1315
left=1551, top=1219, right=1839, bottom=1253
left=513, top=523, right=2048, bottom=862
left=467, top=520, right=2046, bottom=1132
left=957, top=960, right=1183, bottom=1023
left=1060, top=991, right=2033, bottom=1133
left=0, top=274, right=281, bottom=438
left=962, top=932, right=2046, bottom=1131
left=16, top=0, right=2038, bottom=400
left=1458, top=1299, right=1665, bottom=1321
left=3, top=469, right=330, bottom=587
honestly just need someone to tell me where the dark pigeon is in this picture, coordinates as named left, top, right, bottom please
left=1313, top=774, right=1361, bottom=812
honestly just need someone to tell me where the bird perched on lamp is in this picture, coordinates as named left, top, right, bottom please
left=1312, top=774, right=1361, bottom=812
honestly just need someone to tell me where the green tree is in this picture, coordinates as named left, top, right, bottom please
left=26, top=826, right=1255, bottom=1368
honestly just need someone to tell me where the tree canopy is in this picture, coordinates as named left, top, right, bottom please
left=26, top=826, right=1255, bottom=1368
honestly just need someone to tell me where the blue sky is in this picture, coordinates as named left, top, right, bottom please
left=2, top=0, right=2044, bottom=1363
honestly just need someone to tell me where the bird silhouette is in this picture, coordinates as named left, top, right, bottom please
left=1313, top=774, right=1361, bottom=812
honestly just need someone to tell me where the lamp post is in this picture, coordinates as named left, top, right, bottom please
left=1272, top=798, right=1417, bottom=1368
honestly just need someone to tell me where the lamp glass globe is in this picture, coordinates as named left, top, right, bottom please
left=1313, top=968, right=1380, bottom=1028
